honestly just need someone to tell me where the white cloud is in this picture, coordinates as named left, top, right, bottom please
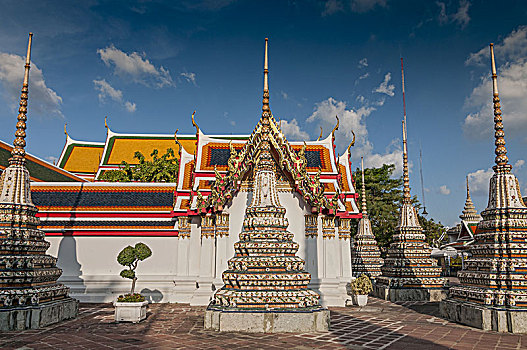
left=358, top=58, right=368, bottom=68
left=181, top=72, right=197, bottom=86
left=436, top=1, right=471, bottom=29
left=452, top=0, right=470, bottom=29
left=93, top=79, right=136, bottom=113
left=307, top=97, right=403, bottom=175
left=373, top=72, right=395, bottom=97
left=439, top=185, right=451, bottom=195
left=463, top=27, right=527, bottom=140
left=280, top=90, right=289, bottom=100
left=359, top=72, right=369, bottom=80
left=437, top=2, right=447, bottom=24
left=97, top=45, right=174, bottom=88
left=322, top=0, right=344, bottom=16
left=468, top=168, right=493, bottom=196
left=280, top=118, right=309, bottom=140
left=351, top=0, right=387, bottom=13
left=0, top=53, right=62, bottom=119
left=124, top=101, right=137, bottom=113
left=515, top=159, right=525, bottom=169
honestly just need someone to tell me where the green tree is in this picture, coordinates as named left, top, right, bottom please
left=117, top=242, right=152, bottom=295
left=352, top=163, right=446, bottom=252
left=98, top=148, right=179, bottom=182
left=352, top=164, right=403, bottom=249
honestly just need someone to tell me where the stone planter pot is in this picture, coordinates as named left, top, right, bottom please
left=352, top=294, right=368, bottom=307
left=114, top=300, right=148, bottom=323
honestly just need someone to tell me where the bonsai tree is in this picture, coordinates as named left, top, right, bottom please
left=350, top=274, right=373, bottom=295
left=117, top=243, right=152, bottom=301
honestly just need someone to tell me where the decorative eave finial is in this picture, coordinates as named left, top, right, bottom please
left=489, top=43, right=510, bottom=172
left=191, top=110, right=199, bottom=135
left=174, top=128, right=182, bottom=156
left=261, top=38, right=271, bottom=123
left=361, top=156, right=368, bottom=217
left=331, top=115, right=339, bottom=141
left=104, top=115, right=108, bottom=134
left=347, top=130, right=356, bottom=155
left=317, top=126, right=323, bottom=141
left=64, top=122, right=68, bottom=138
left=10, top=32, right=33, bottom=165
left=401, top=58, right=411, bottom=204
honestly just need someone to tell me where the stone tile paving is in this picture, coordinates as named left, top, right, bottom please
left=0, top=297, right=525, bottom=349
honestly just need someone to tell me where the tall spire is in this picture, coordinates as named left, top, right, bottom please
left=460, top=176, right=481, bottom=222
left=401, top=58, right=411, bottom=203
left=490, top=43, right=510, bottom=172
left=361, top=157, right=367, bottom=216
left=10, top=33, right=33, bottom=165
left=262, top=38, right=270, bottom=122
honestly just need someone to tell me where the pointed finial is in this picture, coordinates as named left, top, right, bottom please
left=191, top=110, right=199, bottom=135
left=317, top=126, right=323, bottom=141
left=262, top=38, right=271, bottom=121
left=347, top=130, right=356, bottom=154
left=64, top=122, right=68, bottom=137
left=104, top=115, right=108, bottom=128
left=400, top=58, right=411, bottom=203
left=174, top=128, right=182, bottom=155
left=10, top=33, right=33, bottom=165
left=331, top=115, right=339, bottom=141
left=489, top=43, right=510, bottom=171
left=361, top=156, right=367, bottom=216
left=461, top=175, right=481, bottom=222
left=402, top=120, right=411, bottom=202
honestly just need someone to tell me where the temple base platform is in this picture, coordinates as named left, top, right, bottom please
left=204, top=307, right=330, bottom=332
left=440, top=298, right=527, bottom=333
left=0, top=298, right=78, bottom=331
left=374, top=284, right=447, bottom=302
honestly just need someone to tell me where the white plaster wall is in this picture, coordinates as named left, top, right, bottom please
left=47, top=190, right=352, bottom=306
left=47, top=236, right=178, bottom=303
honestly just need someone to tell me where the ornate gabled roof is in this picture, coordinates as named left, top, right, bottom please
left=193, top=39, right=355, bottom=216
left=0, top=139, right=85, bottom=182
left=57, top=130, right=104, bottom=180
left=95, top=127, right=197, bottom=180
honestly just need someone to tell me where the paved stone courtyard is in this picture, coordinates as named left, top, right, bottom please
left=1, top=297, right=525, bottom=349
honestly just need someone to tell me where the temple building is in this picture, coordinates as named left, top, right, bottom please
left=374, top=60, right=446, bottom=302
left=1, top=39, right=360, bottom=307
left=440, top=44, right=527, bottom=333
left=351, top=157, right=383, bottom=279
left=442, top=178, right=481, bottom=252
left=0, top=33, right=77, bottom=331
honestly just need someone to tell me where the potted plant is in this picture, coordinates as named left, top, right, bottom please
left=350, top=274, right=373, bottom=307
left=114, top=242, right=152, bottom=323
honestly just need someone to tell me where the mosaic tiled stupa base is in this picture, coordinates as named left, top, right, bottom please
left=440, top=44, right=527, bottom=333
left=0, top=33, right=77, bottom=331
left=374, top=202, right=447, bottom=302
left=351, top=159, right=383, bottom=279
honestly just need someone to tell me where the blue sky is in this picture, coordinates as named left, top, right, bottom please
left=1, top=0, right=526, bottom=227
